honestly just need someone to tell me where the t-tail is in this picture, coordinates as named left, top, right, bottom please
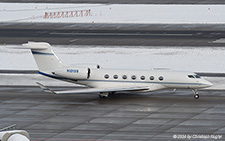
left=22, top=42, right=64, bottom=73
left=14, top=42, right=92, bottom=82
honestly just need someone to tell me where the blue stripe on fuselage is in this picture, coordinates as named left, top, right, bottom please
left=38, top=71, right=77, bottom=82
left=79, top=79, right=205, bottom=86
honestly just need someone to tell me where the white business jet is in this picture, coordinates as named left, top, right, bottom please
left=18, top=42, right=213, bottom=99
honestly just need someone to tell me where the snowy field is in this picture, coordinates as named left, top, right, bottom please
left=1, top=3, right=225, bottom=24
left=1, top=45, right=225, bottom=73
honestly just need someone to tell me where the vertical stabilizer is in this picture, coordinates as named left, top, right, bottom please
left=22, top=42, right=63, bottom=72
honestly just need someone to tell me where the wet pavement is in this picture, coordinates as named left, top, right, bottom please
left=0, top=86, right=224, bottom=140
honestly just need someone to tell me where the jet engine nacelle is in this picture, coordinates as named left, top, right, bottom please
left=53, top=67, right=90, bottom=80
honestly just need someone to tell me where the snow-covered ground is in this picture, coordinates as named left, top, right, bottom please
left=1, top=45, right=225, bottom=73
left=1, top=3, right=225, bottom=24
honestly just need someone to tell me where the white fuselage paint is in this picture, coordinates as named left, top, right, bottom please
left=45, top=67, right=212, bottom=91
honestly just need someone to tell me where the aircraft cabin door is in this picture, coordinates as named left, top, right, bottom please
left=87, top=68, right=91, bottom=79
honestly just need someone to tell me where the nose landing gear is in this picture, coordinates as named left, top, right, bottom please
left=194, top=94, right=199, bottom=99
left=192, top=89, right=199, bottom=99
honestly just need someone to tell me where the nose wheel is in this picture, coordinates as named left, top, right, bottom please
left=192, top=89, right=199, bottom=99
left=194, top=94, right=199, bottom=99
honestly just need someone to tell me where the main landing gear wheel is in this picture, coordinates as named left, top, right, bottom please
left=98, top=92, right=115, bottom=99
left=99, top=95, right=108, bottom=99
left=99, top=92, right=110, bottom=99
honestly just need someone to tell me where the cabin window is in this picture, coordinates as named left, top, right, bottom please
left=131, top=75, right=136, bottom=80
left=113, top=74, right=118, bottom=79
left=150, top=76, right=154, bottom=80
left=195, top=75, right=201, bottom=78
left=140, top=76, right=145, bottom=80
left=188, top=75, right=195, bottom=78
left=104, top=74, right=109, bottom=79
left=159, top=76, right=164, bottom=81
left=122, top=75, right=127, bottom=79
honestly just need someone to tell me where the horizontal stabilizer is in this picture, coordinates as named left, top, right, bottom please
left=22, top=42, right=50, bottom=50
left=8, top=42, right=50, bottom=50
left=36, top=82, right=56, bottom=94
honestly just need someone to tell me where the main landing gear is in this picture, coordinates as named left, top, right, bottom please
left=99, top=92, right=109, bottom=99
left=192, top=89, right=199, bottom=99
left=99, top=92, right=115, bottom=99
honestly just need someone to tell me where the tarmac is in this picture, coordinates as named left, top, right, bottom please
left=0, top=86, right=225, bottom=141
left=1, top=23, right=225, bottom=46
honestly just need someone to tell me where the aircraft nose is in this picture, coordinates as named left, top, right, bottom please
left=204, top=80, right=213, bottom=87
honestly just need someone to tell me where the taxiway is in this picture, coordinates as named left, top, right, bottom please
left=1, top=23, right=225, bottom=46
left=0, top=86, right=225, bottom=141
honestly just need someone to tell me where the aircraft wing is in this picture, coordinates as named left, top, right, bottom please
left=36, top=82, right=149, bottom=94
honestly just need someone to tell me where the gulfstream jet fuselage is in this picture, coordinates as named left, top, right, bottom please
left=15, top=42, right=213, bottom=99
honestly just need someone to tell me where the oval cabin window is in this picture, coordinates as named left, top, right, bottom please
left=113, top=75, right=118, bottom=79
left=150, top=76, right=154, bottom=80
left=122, top=75, right=127, bottom=79
left=159, top=76, right=164, bottom=81
left=140, top=76, right=145, bottom=80
left=104, top=74, right=109, bottom=79
left=131, top=75, right=136, bottom=80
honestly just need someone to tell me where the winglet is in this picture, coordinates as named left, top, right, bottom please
left=36, top=82, right=56, bottom=94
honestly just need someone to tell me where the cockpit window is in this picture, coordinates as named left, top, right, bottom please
left=188, top=75, right=195, bottom=78
left=188, top=74, right=201, bottom=79
left=195, top=75, right=201, bottom=78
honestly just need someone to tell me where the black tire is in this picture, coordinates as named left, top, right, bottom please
left=99, top=95, right=107, bottom=99
left=194, top=94, right=199, bottom=99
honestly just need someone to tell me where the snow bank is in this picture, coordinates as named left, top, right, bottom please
left=1, top=3, right=225, bottom=24
left=1, top=45, right=225, bottom=73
